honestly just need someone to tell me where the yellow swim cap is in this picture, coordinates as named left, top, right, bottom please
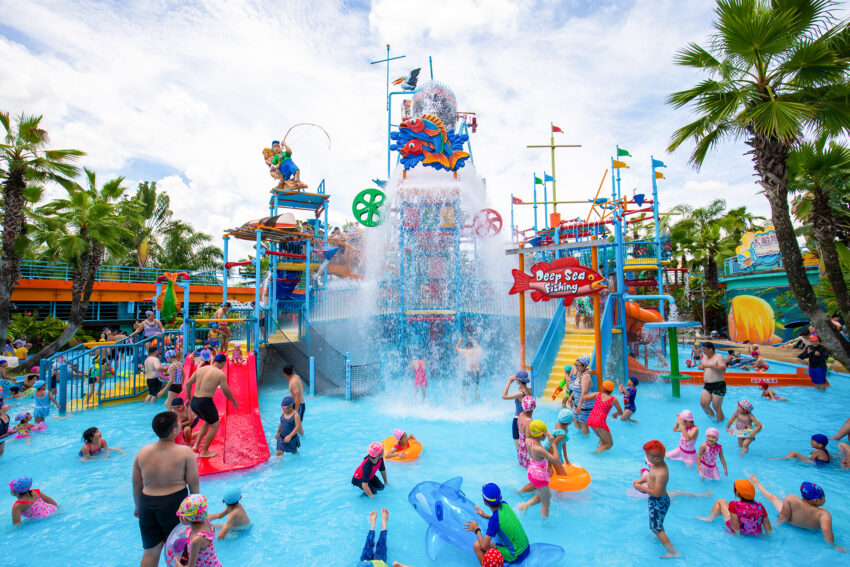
left=529, top=420, right=547, bottom=437
left=602, top=380, right=615, bottom=392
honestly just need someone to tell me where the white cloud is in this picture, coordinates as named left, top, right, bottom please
left=1, top=0, right=829, bottom=261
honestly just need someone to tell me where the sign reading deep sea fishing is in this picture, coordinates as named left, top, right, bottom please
left=509, top=257, right=607, bottom=306
left=736, top=227, right=780, bottom=269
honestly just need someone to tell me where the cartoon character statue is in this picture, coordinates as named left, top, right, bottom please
left=267, top=140, right=307, bottom=191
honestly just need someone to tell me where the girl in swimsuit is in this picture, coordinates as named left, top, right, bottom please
left=518, top=420, right=561, bottom=518
left=0, top=403, right=10, bottom=457
left=79, top=427, right=122, bottom=459
left=516, top=396, right=536, bottom=468
left=502, top=371, right=532, bottom=451
left=9, top=477, right=58, bottom=524
left=697, top=428, right=727, bottom=480
left=409, top=354, right=427, bottom=402
left=582, top=380, right=622, bottom=452
left=666, top=410, right=699, bottom=466
left=725, top=400, right=763, bottom=455
left=175, top=494, right=222, bottom=567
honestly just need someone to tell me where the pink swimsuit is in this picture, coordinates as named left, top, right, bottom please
left=413, top=362, right=427, bottom=387
left=195, top=531, right=222, bottom=567
left=526, top=441, right=550, bottom=488
left=16, top=489, right=57, bottom=520
left=667, top=426, right=698, bottom=465
left=725, top=500, right=767, bottom=535
left=586, top=395, right=614, bottom=431
left=516, top=416, right=532, bottom=468
left=699, top=443, right=722, bottom=480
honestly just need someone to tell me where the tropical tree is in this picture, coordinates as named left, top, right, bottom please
left=788, top=138, right=850, bottom=324
left=151, top=220, right=222, bottom=272
left=0, top=112, right=83, bottom=345
left=25, top=169, right=138, bottom=364
left=128, top=181, right=173, bottom=267
left=666, top=0, right=850, bottom=366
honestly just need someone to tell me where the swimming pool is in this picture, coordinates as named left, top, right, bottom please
left=2, top=367, right=848, bottom=566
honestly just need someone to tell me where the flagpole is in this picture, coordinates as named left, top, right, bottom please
left=532, top=173, right=538, bottom=233
left=543, top=172, right=549, bottom=230
left=550, top=123, right=557, bottom=214
left=651, top=156, right=666, bottom=314
left=511, top=193, right=516, bottom=245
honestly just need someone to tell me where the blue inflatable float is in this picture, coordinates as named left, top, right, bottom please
left=407, top=477, right=564, bottom=565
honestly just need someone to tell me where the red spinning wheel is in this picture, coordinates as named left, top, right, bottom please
left=472, top=208, right=503, bottom=238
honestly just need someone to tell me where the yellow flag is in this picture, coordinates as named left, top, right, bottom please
left=612, top=160, right=629, bottom=169
left=655, top=171, right=665, bottom=179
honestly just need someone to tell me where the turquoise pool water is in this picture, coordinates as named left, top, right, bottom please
left=2, top=369, right=848, bottom=566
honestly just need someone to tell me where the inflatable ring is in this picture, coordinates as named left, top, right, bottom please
left=549, top=464, right=591, bottom=492
left=382, top=436, right=422, bottom=462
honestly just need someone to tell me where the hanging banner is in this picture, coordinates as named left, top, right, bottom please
left=509, top=257, right=607, bottom=306
left=736, top=227, right=780, bottom=268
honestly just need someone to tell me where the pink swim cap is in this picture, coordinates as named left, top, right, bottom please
left=706, top=427, right=719, bottom=437
left=393, top=429, right=405, bottom=441
left=368, top=442, right=383, bottom=458
left=521, top=395, right=536, bottom=412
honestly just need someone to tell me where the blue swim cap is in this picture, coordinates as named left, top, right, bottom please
left=210, top=322, right=218, bottom=328
left=800, top=482, right=824, bottom=500
left=482, top=483, right=503, bottom=505
left=558, top=408, right=574, bottom=424
left=200, top=350, right=211, bottom=361
left=34, top=380, right=46, bottom=390
left=281, top=395, right=295, bottom=408
left=811, top=434, right=829, bottom=446
left=576, top=355, right=590, bottom=366
left=223, top=486, right=242, bottom=505
left=515, top=370, right=530, bottom=383
left=629, top=376, right=639, bottom=385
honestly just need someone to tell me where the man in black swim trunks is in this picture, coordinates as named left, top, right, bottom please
left=699, top=341, right=728, bottom=423
left=185, top=353, right=238, bottom=458
left=133, top=411, right=198, bottom=567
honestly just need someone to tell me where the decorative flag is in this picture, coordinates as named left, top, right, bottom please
left=612, top=160, right=629, bottom=169
left=544, top=173, right=555, bottom=182
left=617, top=148, right=632, bottom=157
left=651, top=158, right=666, bottom=168
left=552, top=125, right=564, bottom=133
left=534, top=175, right=543, bottom=184
left=634, top=194, right=646, bottom=207
left=655, top=171, right=666, bottom=179
left=512, top=196, right=523, bottom=205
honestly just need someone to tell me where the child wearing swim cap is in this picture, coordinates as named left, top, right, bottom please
left=613, top=376, right=638, bottom=423
left=9, top=476, right=58, bottom=524
left=759, top=381, right=787, bottom=401
left=518, top=420, right=561, bottom=518
left=548, top=409, right=572, bottom=472
left=32, top=380, right=59, bottom=424
left=208, top=486, right=251, bottom=539
left=275, top=396, right=301, bottom=457
left=726, top=400, right=762, bottom=455
left=352, top=442, right=388, bottom=497
left=697, top=428, right=727, bottom=480
left=749, top=475, right=847, bottom=551
left=175, top=494, right=222, bottom=567
left=667, top=410, right=699, bottom=465
left=386, top=429, right=418, bottom=460
left=0, top=403, right=10, bottom=457
left=777, top=434, right=831, bottom=467
left=231, top=342, right=244, bottom=365
left=581, top=380, right=622, bottom=452
left=633, top=440, right=681, bottom=558
left=464, top=483, right=530, bottom=564
left=515, top=396, right=536, bottom=468
left=503, top=371, right=533, bottom=452
left=699, top=478, right=771, bottom=535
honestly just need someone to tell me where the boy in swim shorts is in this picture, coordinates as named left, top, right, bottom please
left=777, top=434, right=831, bottom=466
left=632, top=440, right=680, bottom=558
left=464, top=483, right=530, bottom=564
left=208, top=486, right=251, bottom=539
left=613, top=376, right=638, bottom=423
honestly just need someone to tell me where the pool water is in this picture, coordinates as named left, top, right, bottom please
left=2, top=368, right=849, bottom=566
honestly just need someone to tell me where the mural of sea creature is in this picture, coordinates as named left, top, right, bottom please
left=390, top=113, right=470, bottom=172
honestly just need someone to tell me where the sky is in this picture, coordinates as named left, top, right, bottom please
left=0, top=0, right=822, bottom=260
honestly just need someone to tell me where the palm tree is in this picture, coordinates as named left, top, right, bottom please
left=25, top=169, right=138, bottom=364
left=666, top=0, right=850, bottom=366
left=152, top=221, right=222, bottom=272
left=130, top=181, right=173, bottom=267
left=789, top=138, right=850, bottom=324
left=0, top=112, right=83, bottom=345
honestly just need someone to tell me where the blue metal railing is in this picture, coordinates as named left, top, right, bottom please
left=529, top=301, right=565, bottom=397
left=595, top=293, right=617, bottom=375
left=18, top=259, right=255, bottom=286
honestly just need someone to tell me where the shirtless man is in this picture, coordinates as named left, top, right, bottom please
left=698, top=342, right=727, bottom=423
left=282, top=364, right=305, bottom=433
left=143, top=346, right=162, bottom=403
left=185, top=353, right=238, bottom=458
left=212, top=302, right=232, bottom=352
left=133, top=411, right=199, bottom=567
left=456, top=336, right=482, bottom=402
left=750, top=474, right=846, bottom=552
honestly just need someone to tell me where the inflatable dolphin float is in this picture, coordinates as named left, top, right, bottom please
left=407, top=477, right=564, bottom=565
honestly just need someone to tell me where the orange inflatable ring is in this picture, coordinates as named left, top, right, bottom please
left=549, top=464, right=591, bottom=492
left=381, top=436, right=422, bottom=462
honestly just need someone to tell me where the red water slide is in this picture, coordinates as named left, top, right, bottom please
left=183, top=353, right=270, bottom=476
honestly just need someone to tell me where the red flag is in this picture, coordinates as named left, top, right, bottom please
left=512, top=196, right=523, bottom=205
left=551, top=125, right=563, bottom=133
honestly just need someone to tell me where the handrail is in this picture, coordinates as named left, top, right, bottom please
left=529, top=301, right=566, bottom=397
left=595, top=292, right=617, bottom=375
left=17, top=259, right=255, bottom=286
left=193, top=318, right=245, bottom=323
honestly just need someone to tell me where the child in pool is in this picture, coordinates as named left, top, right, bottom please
left=207, top=323, right=221, bottom=354
left=612, top=377, right=638, bottom=423
left=79, top=426, right=122, bottom=459
left=516, top=395, right=536, bottom=467
left=632, top=440, right=680, bottom=558
left=9, top=477, right=57, bottom=525
left=352, top=442, right=388, bottom=498
left=12, top=412, right=37, bottom=441
left=742, top=355, right=769, bottom=372
left=517, top=420, right=561, bottom=518
left=208, top=486, right=251, bottom=539
left=409, top=354, right=427, bottom=402
left=759, top=381, right=787, bottom=401
left=171, top=397, right=198, bottom=445
left=275, top=395, right=301, bottom=457
left=231, top=342, right=244, bottom=365
left=697, top=428, right=727, bottom=480
left=174, top=494, right=222, bottom=567
left=667, top=410, right=699, bottom=465
left=549, top=408, right=572, bottom=473
left=503, top=370, right=532, bottom=452
left=386, top=429, right=418, bottom=460
left=699, top=478, right=771, bottom=536
left=357, top=508, right=393, bottom=567
left=725, top=400, right=763, bottom=455
left=32, top=380, right=59, bottom=424
left=581, top=380, right=622, bottom=452
left=776, top=434, right=831, bottom=466
left=0, top=403, right=10, bottom=457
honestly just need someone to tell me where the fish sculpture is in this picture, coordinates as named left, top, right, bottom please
left=509, top=257, right=607, bottom=306
left=390, top=114, right=470, bottom=172
left=408, top=477, right=565, bottom=565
